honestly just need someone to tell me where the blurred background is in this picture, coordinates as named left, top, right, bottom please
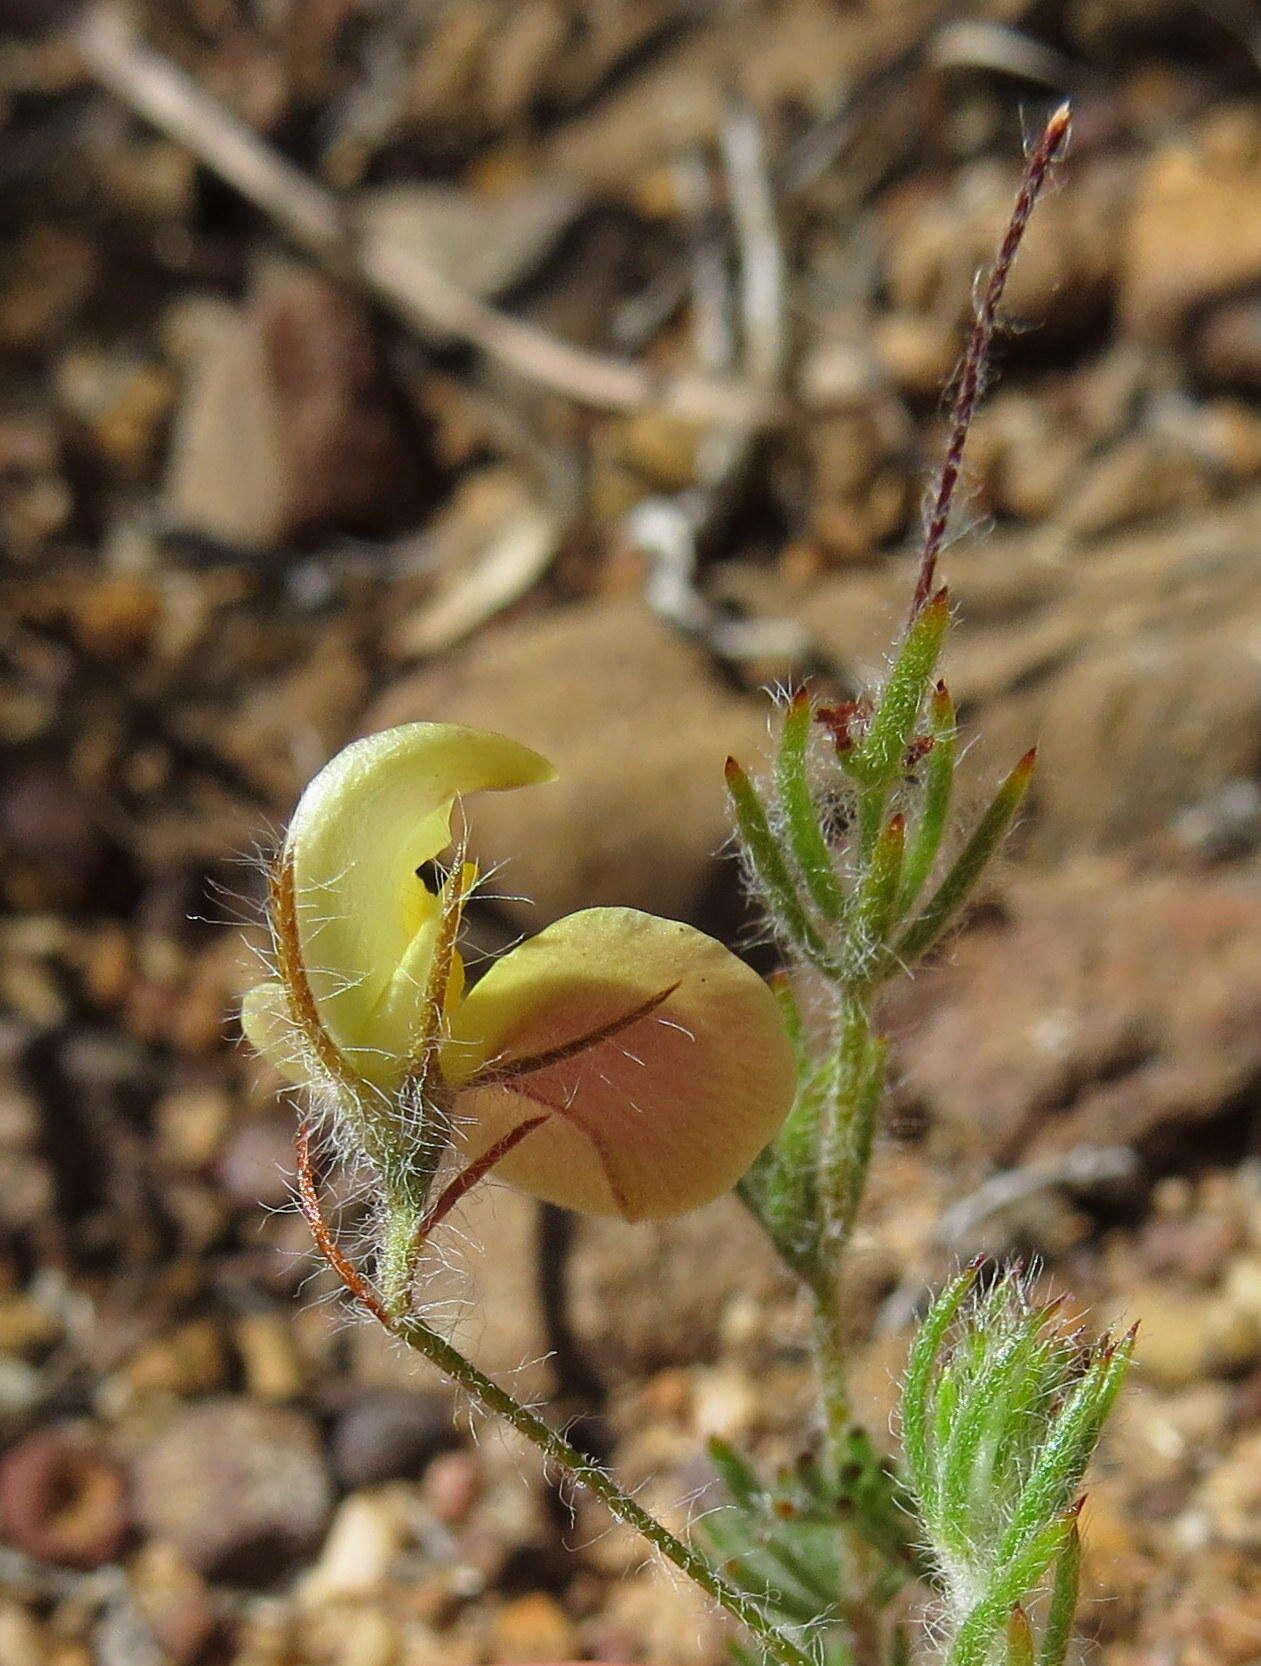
left=3, top=1, right=1261, bottom=1661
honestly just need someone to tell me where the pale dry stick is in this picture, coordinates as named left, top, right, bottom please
left=71, top=4, right=774, bottom=428
left=636, top=100, right=807, bottom=663
left=720, top=96, right=789, bottom=389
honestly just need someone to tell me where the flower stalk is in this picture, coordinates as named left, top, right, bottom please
left=294, top=1125, right=815, bottom=1666
left=243, top=95, right=1131, bottom=1666
left=728, top=104, right=1072, bottom=1472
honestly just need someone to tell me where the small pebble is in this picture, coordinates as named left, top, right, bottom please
left=234, top=1311, right=306, bottom=1403
left=0, top=1428, right=129, bottom=1568
left=300, top=1490, right=409, bottom=1604
left=132, top=1398, right=332, bottom=1581
left=491, top=1592, right=580, bottom=1664
left=331, top=1388, right=454, bottom=1490
left=421, top=1450, right=483, bottom=1527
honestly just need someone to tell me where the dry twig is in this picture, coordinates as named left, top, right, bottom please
left=72, top=4, right=775, bottom=426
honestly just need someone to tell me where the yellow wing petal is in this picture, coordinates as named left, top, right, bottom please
left=284, top=723, right=552, bottom=1064
left=240, top=979, right=307, bottom=1085
left=443, top=908, right=796, bottom=1221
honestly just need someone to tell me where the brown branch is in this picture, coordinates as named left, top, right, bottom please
left=270, top=853, right=359, bottom=1089
left=72, top=4, right=775, bottom=427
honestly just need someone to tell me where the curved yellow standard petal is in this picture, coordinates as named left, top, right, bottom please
left=283, top=723, right=553, bottom=1071
left=442, top=908, right=796, bottom=1221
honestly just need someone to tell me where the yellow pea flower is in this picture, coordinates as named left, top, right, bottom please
left=242, top=721, right=796, bottom=1222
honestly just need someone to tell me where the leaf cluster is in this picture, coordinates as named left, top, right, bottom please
left=698, top=1433, right=922, bottom=1666
left=903, top=1266, right=1133, bottom=1666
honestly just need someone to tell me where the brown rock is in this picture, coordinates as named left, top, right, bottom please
left=125, top=1319, right=230, bottom=1400
left=883, top=859, right=1261, bottom=1164
left=154, top=1085, right=232, bottom=1172
left=132, top=1399, right=332, bottom=1581
left=568, top=1193, right=799, bottom=1379
left=128, top=1541, right=218, bottom=1665
left=218, top=1118, right=297, bottom=1210
left=1122, top=128, right=1261, bottom=338
left=161, top=297, right=285, bottom=549
left=163, top=264, right=423, bottom=550
left=0, top=1602, right=50, bottom=1666
left=1056, top=434, right=1213, bottom=540
left=252, top=259, right=423, bottom=537
left=1194, top=296, right=1261, bottom=389
left=368, top=600, right=769, bottom=925
left=885, top=157, right=1125, bottom=346
left=1198, top=1429, right=1261, bottom=1546
left=421, top=1450, right=483, bottom=1526
left=491, top=1593, right=580, bottom=1664
left=0, top=1291, right=61, bottom=1359
left=234, top=1312, right=306, bottom=1404
left=330, top=1388, right=453, bottom=1489
left=0, top=1428, right=129, bottom=1569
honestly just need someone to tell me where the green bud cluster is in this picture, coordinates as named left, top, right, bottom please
left=903, top=1266, right=1133, bottom=1666
left=726, top=592, right=1035, bottom=999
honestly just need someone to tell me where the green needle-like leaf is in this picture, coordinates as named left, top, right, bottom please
left=850, top=813, right=906, bottom=974
left=725, top=757, right=830, bottom=962
left=938, top=1323, right=1043, bottom=1564
left=777, top=692, right=846, bottom=920
left=997, top=1332, right=1133, bottom=1567
left=902, top=1263, right=981, bottom=1509
left=891, top=747, right=1036, bottom=970
left=947, top=1514, right=1077, bottom=1666
left=848, top=591, right=950, bottom=786
left=1037, top=1523, right=1081, bottom=1666
left=898, top=682, right=957, bottom=914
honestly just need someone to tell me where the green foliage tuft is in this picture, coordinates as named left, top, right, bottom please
left=903, top=1269, right=1133, bottom=1666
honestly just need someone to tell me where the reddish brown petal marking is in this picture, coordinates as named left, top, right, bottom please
left=467, top=981, right=682, bottom=1089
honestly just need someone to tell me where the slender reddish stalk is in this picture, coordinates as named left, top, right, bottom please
left=912, top=103, right=1072, bottom=619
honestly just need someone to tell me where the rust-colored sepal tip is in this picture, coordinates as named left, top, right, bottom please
left=789, top=687, right=812, bottom=713
left=965, top=1252, right=989, bottom=1274
left=884, top=813, right=907, bottom=838
left=1067, top=1495, right=1088, bottom=1519
left=1012, top=747, right=1038, bottom=780
left=1034, top=1293, right=1071, bottom=1326
left=724, top=756, right=742, bottom=781
left=1097, top=1324, right=1138, bottom=1362
left=1045, top=102, right=1073, bottom=150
